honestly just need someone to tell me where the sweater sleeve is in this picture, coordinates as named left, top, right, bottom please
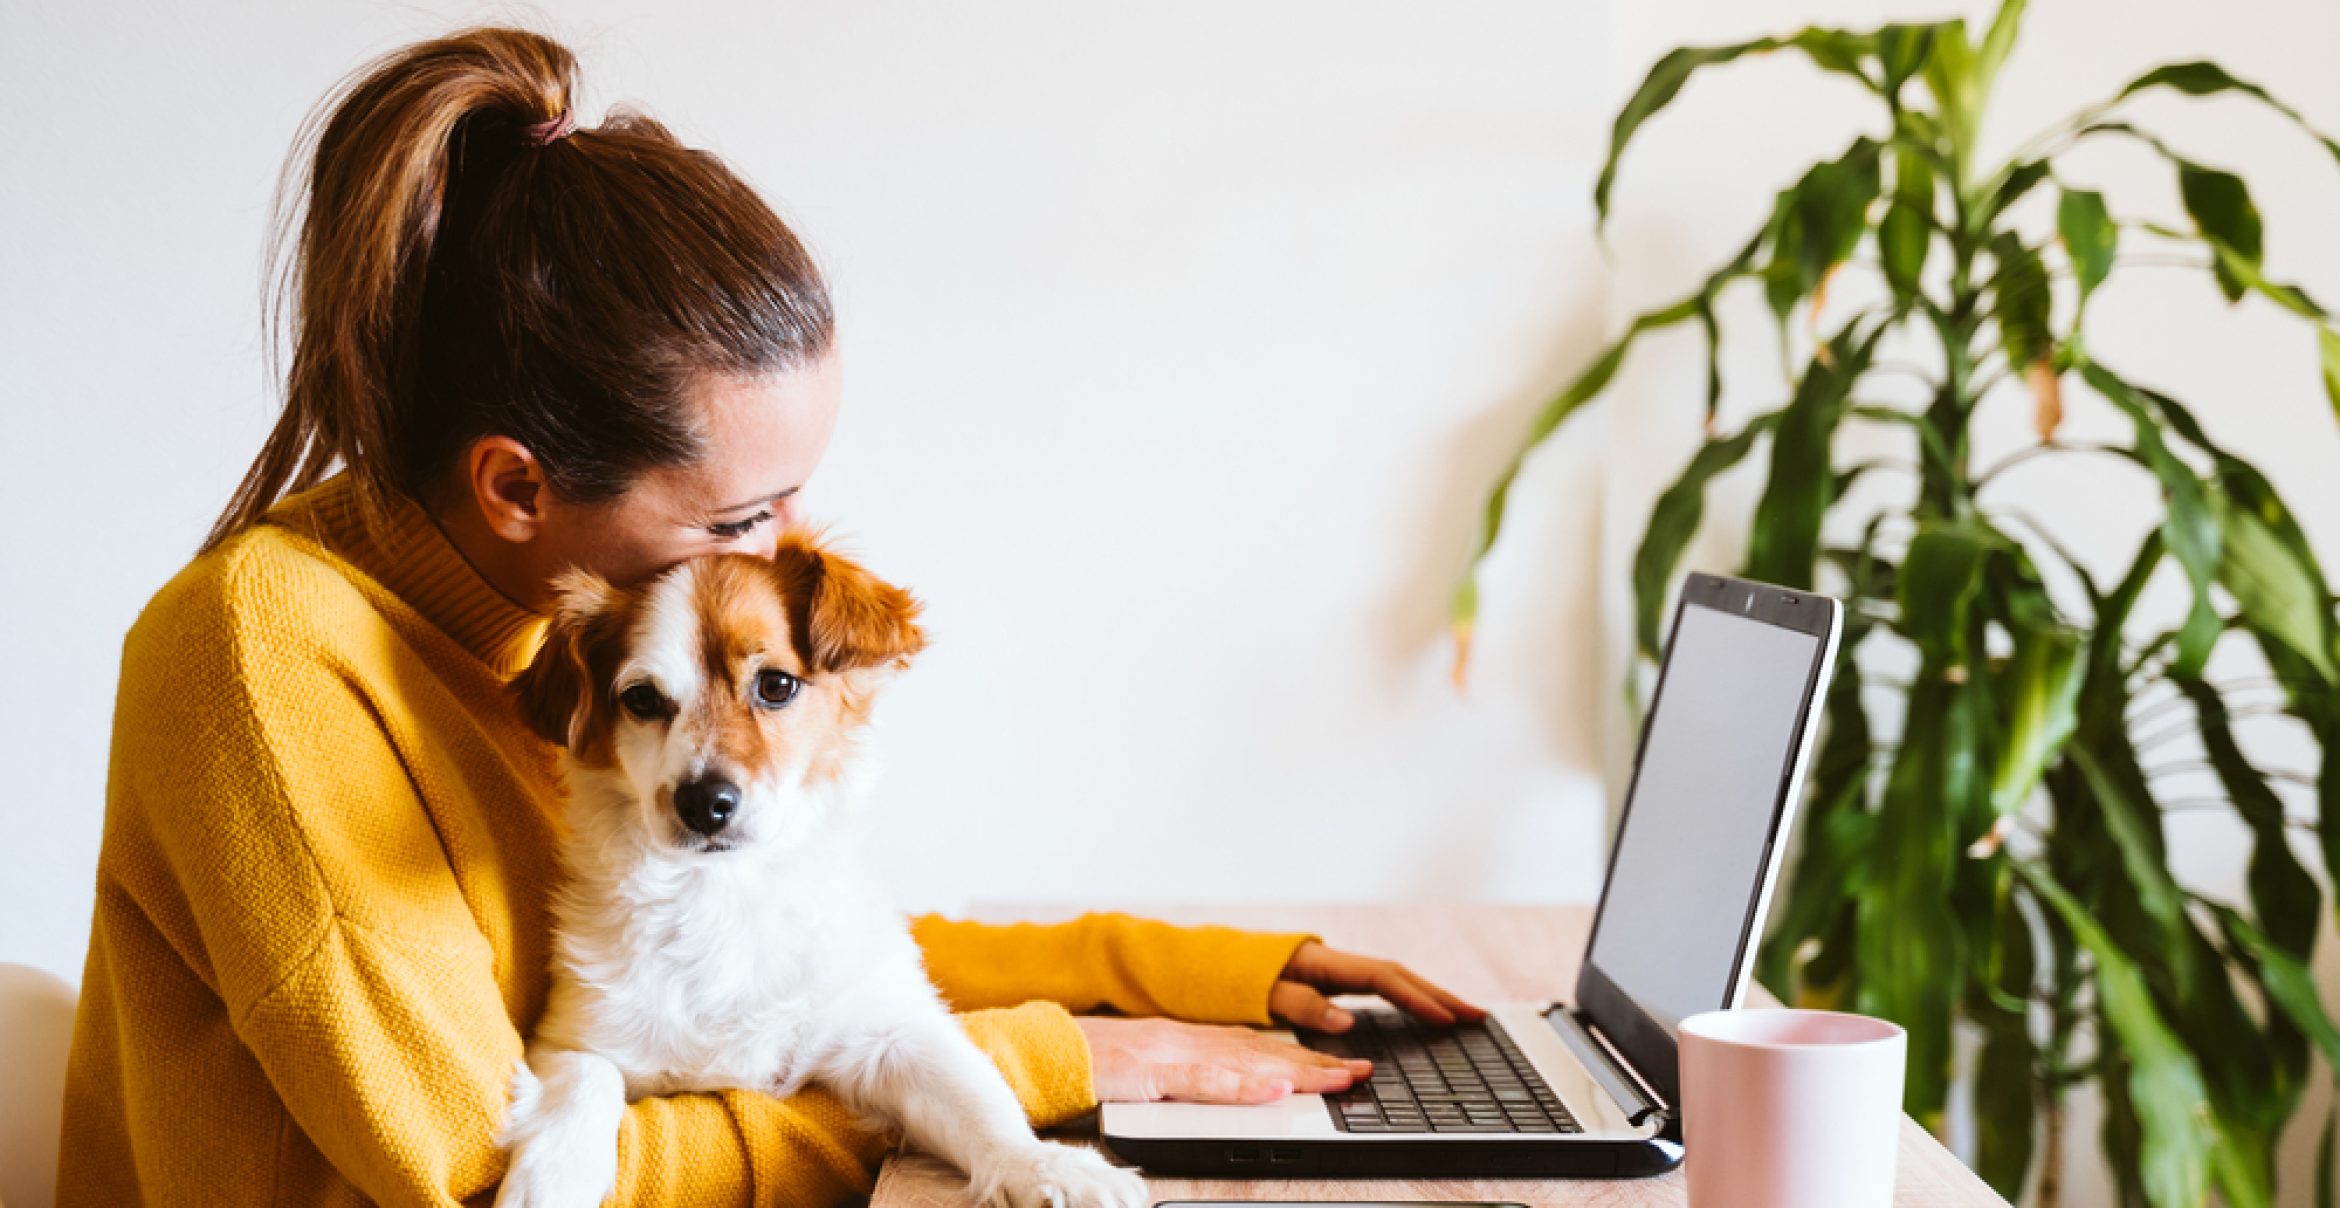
left=910, top=912, right=1319, bottom=1026
left=116, top=568, right=1089, bottom=1207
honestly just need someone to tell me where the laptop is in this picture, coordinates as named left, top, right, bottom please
left=1099, top=572, right=1842, bottom=1179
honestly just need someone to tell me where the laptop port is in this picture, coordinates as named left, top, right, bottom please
left=1228, top=1146, right=1262, bottom=1163
left=1268, top=1146, right=1303, bottom=1163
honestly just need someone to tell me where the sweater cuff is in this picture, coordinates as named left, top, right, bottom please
left=957, top=1001, right=1100, bottom=1130
left=1160, top=927, right=1320, bottom=1027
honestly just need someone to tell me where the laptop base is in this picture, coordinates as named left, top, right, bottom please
left=1097, top=1134, right=1683, bottom=1179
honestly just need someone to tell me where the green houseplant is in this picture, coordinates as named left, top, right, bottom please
left=1449, top=4, right=2340, bottom=1206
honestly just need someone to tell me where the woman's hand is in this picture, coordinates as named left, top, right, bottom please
left=1268, top=939, right=1488, bottom=1033
left=1073, top=941, right=1486, bottom=1104
left=1075, top=1016, right=1372, bottom=1104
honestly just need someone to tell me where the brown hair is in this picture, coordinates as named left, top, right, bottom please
left=204, top=26, right=833, bottom=551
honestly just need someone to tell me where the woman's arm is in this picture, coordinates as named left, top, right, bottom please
left=908, top=917, right=1493, bottom=1109
left=909, top=912, right=1318, bottom=1025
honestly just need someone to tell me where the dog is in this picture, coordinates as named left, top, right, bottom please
left=493, top=537, right=1148, bottom=1208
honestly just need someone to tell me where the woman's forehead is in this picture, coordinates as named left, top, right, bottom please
left=663, top=355, right=844, bottom=510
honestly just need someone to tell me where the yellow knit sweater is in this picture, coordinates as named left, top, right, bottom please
left=60, top=475, right=1313, bottom=1207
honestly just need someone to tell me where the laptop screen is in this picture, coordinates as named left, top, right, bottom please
left=1576, top=575, right=1837, bottom=1106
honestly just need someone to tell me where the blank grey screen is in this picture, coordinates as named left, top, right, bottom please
left=1585, top=603, right=1820, bottom=1034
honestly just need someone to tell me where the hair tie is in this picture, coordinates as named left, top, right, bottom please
left=523, top=111, right=576, bottom=146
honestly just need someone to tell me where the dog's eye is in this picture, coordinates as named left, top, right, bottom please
left=753, top=669, right=802, bottom=709
left=619, top=684, right=670, bottom=721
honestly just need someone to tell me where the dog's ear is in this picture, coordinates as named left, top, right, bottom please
left=513, top=569, right=626, bottom=751
left=772, top=532, right=926, bottom=675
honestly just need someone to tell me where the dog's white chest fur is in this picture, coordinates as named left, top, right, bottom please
left=533, top=770, right=927, bottom=1101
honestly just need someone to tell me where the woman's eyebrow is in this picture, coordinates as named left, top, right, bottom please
left=712, top=486, right=800, bottom=514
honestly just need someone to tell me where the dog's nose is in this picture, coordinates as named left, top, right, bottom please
left=673, top=777, right=742, bottom=837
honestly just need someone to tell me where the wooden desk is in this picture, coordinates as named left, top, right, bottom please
left=872, top=903, right=2008, bottom=1208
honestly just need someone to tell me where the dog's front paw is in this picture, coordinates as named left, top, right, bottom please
left=494, top=1135, right=619, bottom=1208
left=978, top=1142, right=1148, bottom=1208
left=494, top=1061, right=619, bottom=1208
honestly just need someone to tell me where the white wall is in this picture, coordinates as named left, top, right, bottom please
left=0, top=0, right=1621, bottom=972
left=5, top=2, right=2337, bottom=1204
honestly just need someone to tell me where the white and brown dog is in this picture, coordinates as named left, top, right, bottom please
left=494, top=537, right=1146, bottom=1208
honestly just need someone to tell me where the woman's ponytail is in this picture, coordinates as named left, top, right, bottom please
left=205, top=27, right=831, bottom=552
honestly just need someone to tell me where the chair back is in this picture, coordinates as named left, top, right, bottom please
left=0, top=964, right=75, bottom=1208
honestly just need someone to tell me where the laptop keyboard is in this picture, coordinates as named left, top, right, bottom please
left=1300, top=1007, right=1582, bottom=1134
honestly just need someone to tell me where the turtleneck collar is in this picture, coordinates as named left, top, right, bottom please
left=263, top=473, right=548, bottom=677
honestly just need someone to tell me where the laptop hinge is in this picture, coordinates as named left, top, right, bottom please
left=1542, top=1005, right=1671, bottom=1127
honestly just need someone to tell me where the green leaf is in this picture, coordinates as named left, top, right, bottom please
left=2257, top=636, right=2340, bottom=942
left=1451, top=293, right=1704, bottom=638
left=2059, top=186, right=2117, bottom=310
left=1857, top=672, right=1982, bottom=1120
left=1897, top=521, right=1999, bottom=662
left=1975, top=872, right=2038, bottom=1199
left=2321, top=1104, right=2337, bottom=1208
left=2131, top=212, right=2327, bottom=321
left=2082, top=122, right=2326, bottom=319
left=2322, top=326, right=2340, bottom=423
left=2208, top=898, right=2340, bottom=1184
left=1991, top=232, right=2054, bottom=372
left=2207, top=900, right=2340, bottom=1132
left=1695, top=294, right=1723, bottom=425
left=2178, top=163, right=2265, bottom=302
left=1880, top=147, right=1934, bottom=303
left=1762, top=139, right=1885, bottom=330
left=1632, top=415, right=1775, bottom=660
left=2066, top=719, right=2287, bottom=1203
left=1875, top=24, right=1936, bottom=102
left=1747, top=321, right=1882, bottom=589
left=2176, top=678, right=2322, bottom=959
left=2128, top=388, right=2338, bottom=684
left=2080, top=362, right=2224, bottom=675
left=1455, top=220, right=1780, bottom=661
left=2117, top=61, right=2340, bottom=172
left=2180, top=679, right=2322, bottom=1160
left=2214, top=487, right=2340, bottom=683
left=2067, top=746, right=2186, bottom=946
left=1974, top=0, right=2027, bottom=97
left=1758, top=773, right=1874, bottom=1002
left=1987, top=160, right=2050, bottom=225
left=2017, top=861, right=2217, bottom=1208
left=1595, top=30, right=1880, bottom=227
left=1919, top=19, right=1980, bottom=163
left=2104, top=1051, right=2154, bottom=1208
left=1991, top=625, right=2086, bottom=815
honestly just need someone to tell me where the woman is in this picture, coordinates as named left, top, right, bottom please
left=58, top=26, right=1484, bottom=1207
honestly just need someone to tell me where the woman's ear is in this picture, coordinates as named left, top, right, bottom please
left=772, top=532, right=926, bottom=674
left=512, top=569, right=624, bottom=750
left=465, top=436, right=554, bottom=544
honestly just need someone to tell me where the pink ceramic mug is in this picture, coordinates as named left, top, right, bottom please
left=1679, top=1008, right=1907, bottom=1208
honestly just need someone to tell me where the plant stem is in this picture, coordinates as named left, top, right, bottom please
left=2038, top=1084, right=2064, bottom=1208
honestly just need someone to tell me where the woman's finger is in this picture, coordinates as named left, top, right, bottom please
left=1375, top=969, right=1456, bottom=1024
left=1286, top=943, right=1492, bottom=1024
left=1258, top=1034, right=1374, bottom=1074
left=1379, top=965, right=1488, bottom=1023
left=1239, top=1029, right=1365, bottom=1076
left=1268, top=980, right=1357, bottom=1032
left=1151, top=1061, right=1291, bottom=1104
left=1394, top=964, right=1488, bottom=1020
left=1244, top=1038, right=1370, bottom=1090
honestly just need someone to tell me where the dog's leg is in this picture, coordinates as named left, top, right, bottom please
left=821, top=1006, right=1148, bottom=1208
left=494, top=1046, right=628, bottom=1208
